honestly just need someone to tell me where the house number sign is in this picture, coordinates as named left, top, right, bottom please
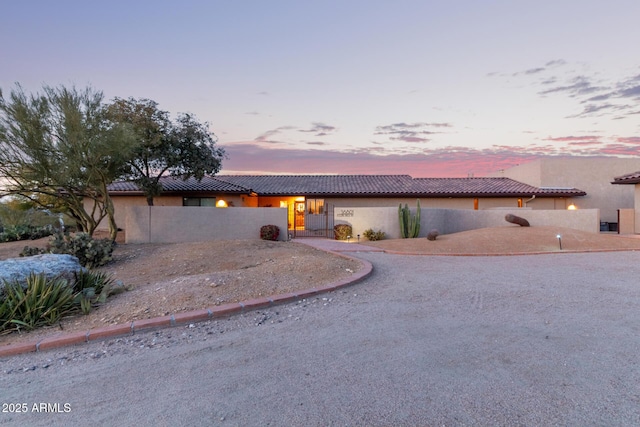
left=337, top=209, right=354, bottom=217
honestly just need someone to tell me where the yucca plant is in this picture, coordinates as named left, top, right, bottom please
left=1, top=274, right=75, bottom=331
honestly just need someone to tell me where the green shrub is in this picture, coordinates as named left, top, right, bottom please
left=48, top=232, right=115, bottom=268
left=363, top=228, right=386, bottom=241
left=260, top=225, right=280, bottom=241
left=1, top=273, right=75, bottom=332
left=0, top=224, right=55, bottom=243
left=19, top=246, right=47, bottom=257
left=334, top=224, right=352, bottom=240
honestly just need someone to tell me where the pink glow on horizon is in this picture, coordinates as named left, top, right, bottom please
left=221, top=141, right=640, bottom=177
left=222, top=143, right=540, bottom=177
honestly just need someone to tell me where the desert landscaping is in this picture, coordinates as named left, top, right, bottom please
left=2, top=225, right=640, bottom=349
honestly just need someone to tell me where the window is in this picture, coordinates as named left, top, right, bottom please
left=306, top=199, right=324, bottom=214
left=183, top=197, right=216, bottom=207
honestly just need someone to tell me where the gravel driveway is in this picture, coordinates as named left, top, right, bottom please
left=2, top=251, right=640, bottom=426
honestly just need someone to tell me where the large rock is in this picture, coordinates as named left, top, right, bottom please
left=0, top=254, right=84, bottom=291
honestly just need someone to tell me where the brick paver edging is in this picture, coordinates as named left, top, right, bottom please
left=0, top=251, right=373, bottom=358
left=379, top=248, right=640, bottom=256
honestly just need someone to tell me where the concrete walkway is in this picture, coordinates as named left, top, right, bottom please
left=293, top=237, right=385, bottom=252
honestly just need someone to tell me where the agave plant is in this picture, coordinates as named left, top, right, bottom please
left=2, top=273, right=75, bottom=331
left=71, top=270, right=117, bottom=314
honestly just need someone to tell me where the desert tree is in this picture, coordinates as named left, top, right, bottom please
left=107, top=98, right=225, bottom=206
left=0, top=84, right=134, bottom=240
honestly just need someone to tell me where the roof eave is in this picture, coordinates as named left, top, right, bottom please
left=612, top=179, right=640, bottom=185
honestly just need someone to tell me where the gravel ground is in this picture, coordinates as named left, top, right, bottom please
left=2, top=250, right=640, bottom=426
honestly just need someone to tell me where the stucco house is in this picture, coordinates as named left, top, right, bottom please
left=489, top=157, right=640, bottom=230
left=611, top=170, right=640, bottom=234
left=105, top=174, right=586, bottom=237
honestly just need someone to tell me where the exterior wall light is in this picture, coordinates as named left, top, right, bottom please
left=216, top=200, right=228, bottom=208
left=567, top=204, right=577, bottom=210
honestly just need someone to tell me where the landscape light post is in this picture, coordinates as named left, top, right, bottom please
left=556, top=234, right=562, bottom=250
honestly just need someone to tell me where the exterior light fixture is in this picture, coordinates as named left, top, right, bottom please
left=567, top=204, right=577, bottom=210
left=347, top=235, right=351, bottom=243
left=216, top=200, right=228, bottom=208
left=556, top=234, right=562, bottom=250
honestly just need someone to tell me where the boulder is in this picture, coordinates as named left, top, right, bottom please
left=0, top=254, right=84, bottom=291
left=505, top=213, right=530, bottom=227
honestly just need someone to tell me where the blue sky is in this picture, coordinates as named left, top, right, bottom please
left=2, top=0, right=640, bottom=176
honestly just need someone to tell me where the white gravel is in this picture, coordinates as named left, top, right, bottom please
left=2, top=251, right=640, bottom=426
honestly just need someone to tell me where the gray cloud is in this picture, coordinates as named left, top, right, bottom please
left=255, top=126, right=296, bottom=143
left=524, top=67, right=545, bottom=75
left=508, top=61, right=640, bottom=119
left=545, top=59, right=567, bottom=67
left=538, top=76, right=606, bottom=97
left=298, top=122, right=337, bottom=136
left=374, top=122, right=453, bottom=144
left=511, top=59, right=566, bottom=77
left=568, top=103, right=631, bottom=119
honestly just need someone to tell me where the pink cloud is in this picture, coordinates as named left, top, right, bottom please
left=220, top=139, right=640, bottom=178
left=222, top=143, right=540, bottom=177
left=543, top=135, right=602, bottom=144
left=617, top=136, right=640, bottom=144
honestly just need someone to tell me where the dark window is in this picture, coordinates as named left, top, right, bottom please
left=183, top=197, right=216, bottom=207
left=306, top=199, right=325, bottom=214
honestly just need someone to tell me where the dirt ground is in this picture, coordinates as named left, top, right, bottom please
left=0, top=237, right=362, bottom=347
left=364, top=225, right=640, bottom=254
left=2, top=225, right=640, bottom=348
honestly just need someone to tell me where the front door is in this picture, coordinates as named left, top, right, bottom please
left=294, top=201, right=305, bottom=228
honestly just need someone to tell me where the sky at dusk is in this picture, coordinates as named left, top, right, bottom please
left=2, top=1, right=640, bottom=177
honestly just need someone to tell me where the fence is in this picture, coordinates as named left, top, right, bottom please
left=287, top=204, right=335, bottom=238
left=123, top=205, right=600, bottom=244
left=334, top=207, right=600, bottom=240
left=125, top=206, right=288, bottom=244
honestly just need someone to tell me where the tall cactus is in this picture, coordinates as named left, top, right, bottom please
left=399, top=199, right=421, bottom=238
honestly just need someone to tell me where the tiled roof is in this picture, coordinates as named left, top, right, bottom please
left=108, top=176, right=251, bottom=194
left=612, top=171, right=640, bottom=185
left=409, top=178, right=586, bottom=197
left=108, top=175, right=586, bottom=197
left=214, top=175, right=415, bottom=196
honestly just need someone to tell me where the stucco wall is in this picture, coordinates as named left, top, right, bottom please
left=491, top=158, right=640, bottom=223
left=97, top=194, right=252, bottom=231
left=635, top=185, right=640, bottom=234
left=125, top=206, right=288, bottom=243
left=324, top=196, right=565, bottom=210
left=90, top=195, right=183, bottom=231
left=336, top=207, right=600, bottom=240
left=618, top=208, right=635, bottom=235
